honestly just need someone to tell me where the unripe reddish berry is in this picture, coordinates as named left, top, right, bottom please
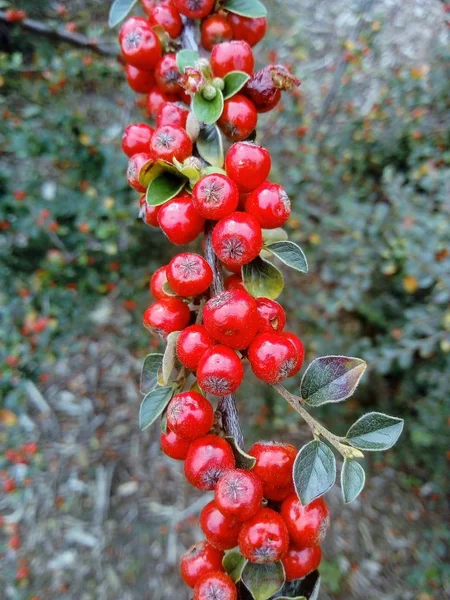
left=280, top=493, right=330, bottom=548
left=280, top=331, right=305, bottom=374
left=227, top=14, right=267, bottom=47
left=174, top=0, right=214, bottom=19
left=119, top=17, right=162, bottom=70
left=203, top=289, right=259, bottom=349
left=200, top=500, right=241, bottom=550
left=127, top=152, right=153, bottom=193
left=176, top=324, right=215, bottom=371
left=148, top=2, right=183, bottom=39
left=215, top=469, right=263, bottom=521
left=150, top=265, right=169, bottom=298
left=245, top=182, right=291, bottom=229
left=248, top=332, right=302, bottom=384
left=218, top=94, right=258, bottom=141
left=167, top=391, right=214, bottom=441
left=197, top=345, right=244, bottom=396
left=238, top=507, right=289, bottom=563
left=150, top=125, right=193, bottom=163
left=282, top=545, right=322, bottom=581
left=157, top=192, right=205, bottom=244
left=201, top=14, right=233, bottom=51
left=224, top=273, right=245, bottom=292
left=160, top=430, right=191, bottom=460
left=125, top=64, right=156, bottom=93
left=140, top=196, right=161, bottom=227
left=193, top=571, right=237, bottom=600
left=225, top=142, right=271, bottom=192
left=157, top=102, right=189, bottom=128
left=122, top=123, right=154, bottom=157
left=181, top=541, right=224, bottom=588
left=155, top=53, right=181, bottom=95
left=192, top=174, right=239, bottom=220
left=184, top=435, right=236, bottom=490
left=255, top=298, right=286, bottom=332
left=146, top=87, right=180, bottom=118
left=249, top=441, right=297, bottom=499
left=143, top=297, right=191, bottom=338
left=210, top=40, right=254, bottom=78
left=212, top=212, right=262, bottom=270
left=167, top=252, right=213, bottom=296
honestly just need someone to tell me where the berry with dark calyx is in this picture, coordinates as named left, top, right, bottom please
left=150, top=265, right=169, bottom=299
left=167, top=391, right=214, bottom=441
left=176, top=324, right=215, bottom=371
left=218, top=94, right=258, bottom=141
left=255, top=297, right=286, bottom=332
left=148, top=2, right=183, bottom=39
left=244, top=64, right=300, bottom=113
left=192, top=174, right=239, bottom=220
left=167, top=252, right=213, bottom=296
left=140, top=195, right=161, bottom=227
left=174, top=0, right=215, bottom=19
left=245, top=182, right=291, bottom=229
left=127, top=152, right=153, bottom=193
left=143, top=297, right=191, bottom=338
left=181, top=541, right=225, bottom=588
left=227, top=14, right=267, bottom=47
left=282, top=545, right=322, bottom=582
left=119, top=17, right=162, bottom=70
left=225, top=142, right=271, bottom=192
left=210, top=40, right=254, bottom=78
left=155, top=53, right=182, bottom=95
left=125, top=64, right=156, bottom=93
left=224, top=273, right=246, bottom=292
left=201, top=14, right=233, bottom=51
left=238, top=507, right=289, bottom=564
left=249, top=441, right=297, bottom=499
left=197, top=345, right=244, bottom=396
left=248, top=332, right=302, bottom=384
left=215, top=469, right=263, bottom=521
left=211, top=212, right=262, bottom=270
left=193, top=571, right=237, bottom=600
left=161, top=430, right=191, bottom=460
left=122, top=123, right=154, bottom=157
left=280, top=493, right=330, bottom=548
left=184, top=435, right=236, bottom=490
left=146, top=87, right=180, bottom=119
left=280, top=331, right=305, bottom=374
left=200, top=500, right=242, bottom=550
left=157, top=102, right=189, bottom=128
left=150, top=125, right=193, bottom=163
left=157, top=192, right=205, bottom=245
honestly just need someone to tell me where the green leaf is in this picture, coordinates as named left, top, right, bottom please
left=193, top=91, right=224, bottom=125
left=242, top=562, right=285, bottom=600
left=300, top=355, right=367, bottom=407
left=146, top=173, right=186, bottom=206
left=139, top=386, right=174, bottom=430
left=341, top=459, right=365, bottom=503
left=196, top=124, right=224, bottom=167
left=265, top=241, right=308, bottom=274
left=293, top=440, right=336, bottom=505
left=223, top=71, right=251, bottom=100
left=346, top=412, right=404, bottom=451
left=223, top=549, right=248, bottom=583
left=262, top=228, right=288, bottom=244
left=242, top=256, right=284, bottom=300
left=225, top=436, right=256, bottom=470
left=160, top=410, right=168, bottom=434
left=270, top=570, right=320, bottom=600
left=176, top=49, right=200, bottom=73
left=108, top=0, right=138, bottom=27
left=161, top=331, right=180, bottom=385
left=224, top=0, right=267, bottom=18
left=173, top=157, right=201, bottom=186
left=140, top=353, right=164, bottom=394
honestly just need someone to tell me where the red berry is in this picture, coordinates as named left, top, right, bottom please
left=245, top=182, right=291, bottom=228
left=224, top=273, right=245, bottom=292
left=210, top=40, right=254, bottom=78
left=197, top=345, right=244, bottom=396
left=238, top=507, right=289, bottom=563
left=23, top=442, right=38, bottom=455
left=280, top=331, right=305, bottom=374
left=203, top=289, right=258, bottom=349
left=176, top=324, right=215, bottom=371
left=148, top=2, right=183, bottom=39
left=244, top=66, right=281, bottom=113
left=157, top=192, right=205, bottom=244
left=143, top=297, right=191, bottom=338
left=173, top=0, right=214, bottom=19
left=184, top=435, right=236, bottom=490
left=280, top=493, right=330, bottom=548
left=3, top=478, right=16, bottom=493
left=157, top=102, right=189, bottom=128
left=282, top=545, right=322, bottom=581
left=127, top=152, right=153, bottom=193
left=122, top=123, right=154, bottom=157
left=193, top=571, right=237, bottom=600
left=9, top=535, right=21, bottom=550
left=255, top=298, right=286, bottom=332
left=150, top=125, right=193, bottom=163
left=140, top=195, right=161, bottom=227
left=119, top=17, right=162, bottom=70
left=225, top=142, right=271, bottom=192
left=200, top=500, right=241, bottom=550
left=181, top=541, right=224, bottom=588
left=218, top=94, right=258, bottom=141
left=146, top=87, right=180, bottom=118
left=150, top=266, right=169, bottom=299
left=167, top=391, right=214, bottom=441
left=160, top=430, right=191, bottom=460
left=155, top=53, right=182, bottom=95
left=125, top=64, right=156, bottom=93
left=215, top=469, right=263, bottom=521
left=167, top=252, right=213, bottom=296
left=249, top=441, right=297, bottom=499
left=201, top=14, right=233, bottom=51
left=141, top=0, right=173, bottom=14
left=192, top=174, right=239, bottom=220
left=211, top=212, right=262, bottom=270
left=227, top=14, right=267, bottom=47
left=248, top=332, right=302, bottom=384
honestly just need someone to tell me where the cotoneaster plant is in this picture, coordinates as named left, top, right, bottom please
left=109, top=0, right=404, bottom=597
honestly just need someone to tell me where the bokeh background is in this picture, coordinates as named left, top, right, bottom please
left=1, top=0, right=449, bottom=598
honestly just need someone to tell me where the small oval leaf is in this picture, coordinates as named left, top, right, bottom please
left=146, top=173, right=186, bottom=206
left=139, top=386, right=174, bottom=430
left=242, top=256, right=284, bottom=299
left=293, top=440, right=336, bottom=505
left=140, top=353, right=164, bottom=394
left=346, top=412, right=404, bottom=451
left=225, top=436, right=256, bottom=470
left=223, top=549, right=248, bottom=583
left=161, top=331, right=180, bottom=384
left=193, top=90, right=224, bottom=125
left=271, top=570, right=320, bottom=600
left=223, top=0, right=267, bottom=18
left=176, top=49, right=200, bottom=73
left=108, top=0, right=138, bottom=27
left=266, top=241, right=308, bottom=273
left=242, top=562, right=285, bottom=600
left=341, top=459, right=365, bottom=503
left=197, top=124, right=224, bottom=167
left=223, top=71, right=251, bottom=100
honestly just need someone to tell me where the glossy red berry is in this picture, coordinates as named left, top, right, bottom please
left=150, top=265, right=169, bottom=298
left=224, top=273, right=246, bottom=292
left=125, top=64, right=156, bottom=93
left=238, top=507, right=289, bottom=563
left=174, top=0, right=214, bottom=19
left=148, top=2, right=183, bottom=39
left=215, top=469, right=263, bottom=521
left=282, top=545, right=322, bottom=581
left=227, top=14, right=267, bottom=47
left=119, top=17, right=162, bottom=70
left=155, top=53, right=181, bottom=95
left=167, top=391, right=214, bottom=441
left=150, top=125, right=193, bottom=163
left=167, top=252, right=213, bottom=296
left=249, top=441, right=297, bottom=500
left=192, top=174, right=239, bottom=220
left=176, top=324, right=214, bottom=370
left=193, top=571, right=237, bottom=600
left=157, top=192, right=205, bottom=244
left=146, top=87, right=179, bottom=118
left=140, top=195, right=161, bottom=227
left=197, top=345, right=244, bottom=396
left=248, top=332, right=302, bottom=384
left=143, top=297, right=191, bottom=338
left=200, top=14, right=233, bottom=51
left=212, top=212, right=262, bottom=270
left=280, top=493, right=330, bottom=548
left=161, top=430, right=191, bottom=460
left=122, top=123, right=154, bottom=157
left=181, top=541, right=224, bottom=588
left=210, top=40, right=254, bottom=78
left=184, top=435, right=236, bottom=490
left=127, top=152, right=153, bottom=192
left=200, top=500, right=242, bottom=550
left=141, top=0, right=173, bottom=13
left=218, top=94, right=258, bottom=141
left=280, top=331, right=305, bottom=374
left=225, top=142, right=271, bottom=192
left=157, top=102, right=189, bottom=128
left=255, top=298, right=286, bottom=332
left=245, top=182, right=291, bottom=228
